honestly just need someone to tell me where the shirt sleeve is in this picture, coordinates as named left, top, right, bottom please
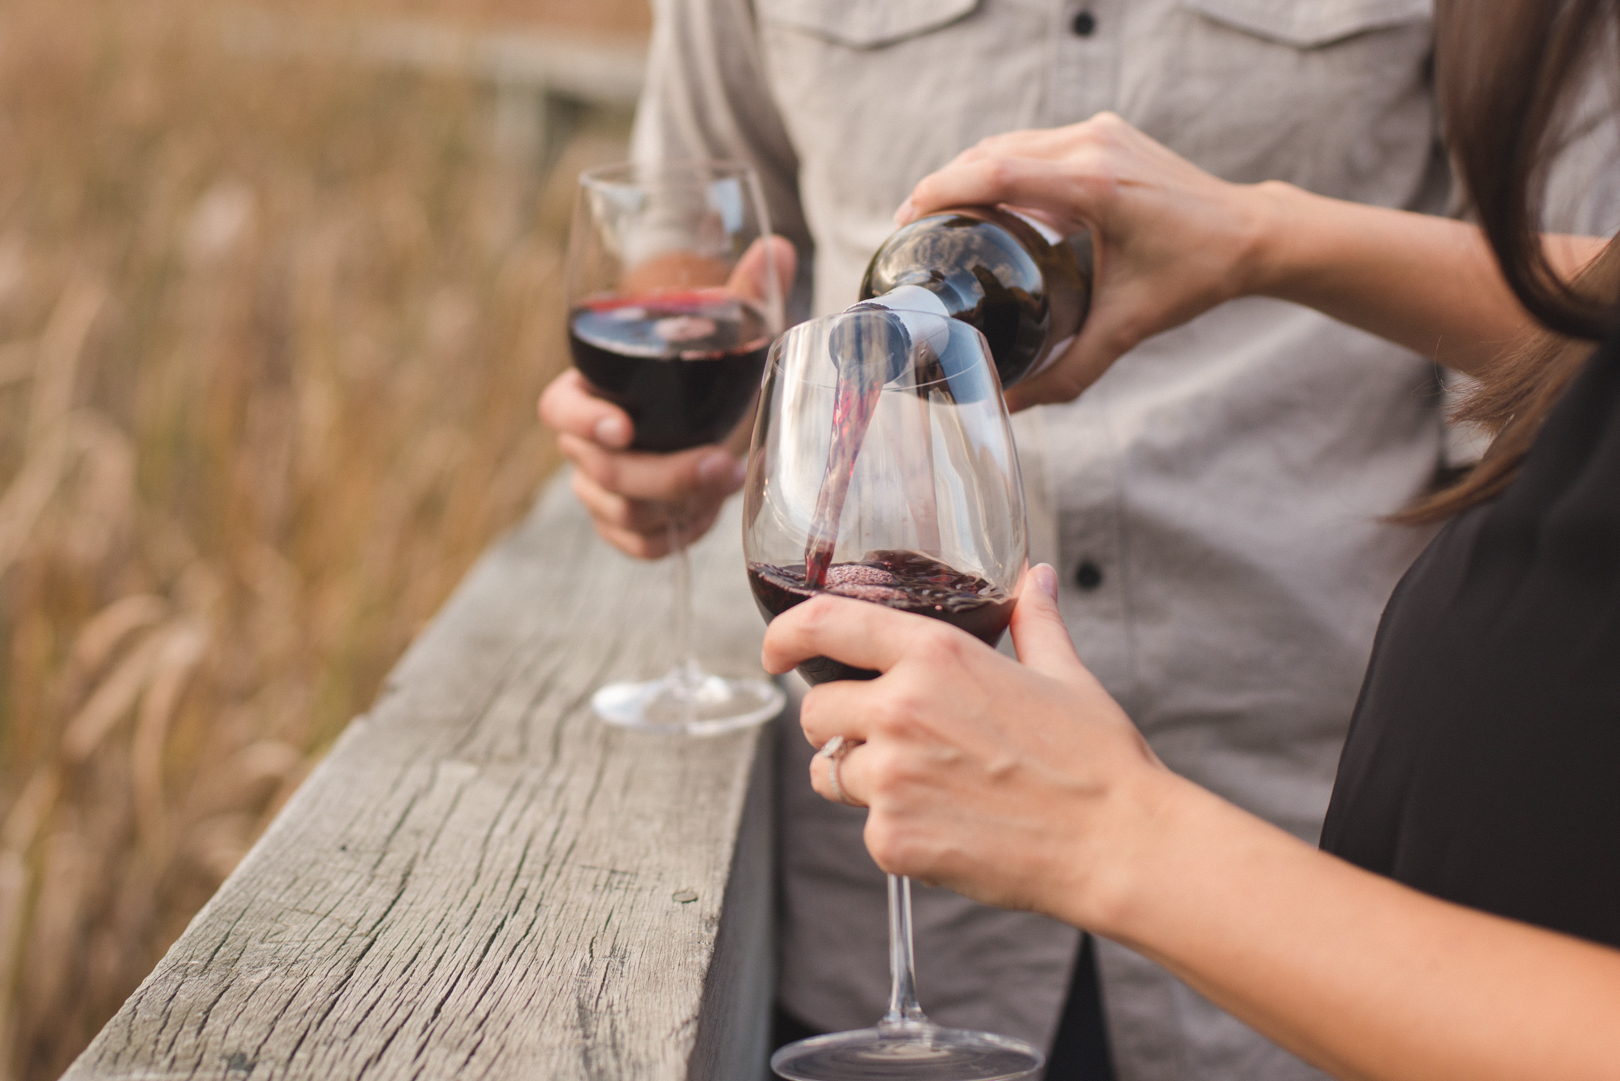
left=632, top=0, right=816, bottom=320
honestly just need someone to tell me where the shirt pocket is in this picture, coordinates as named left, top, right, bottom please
left=755, top=0, right=979, bottom=50
left=1124, top=0, right=1438, bottom=199
left=1184, top=0, right=1429, bottom=48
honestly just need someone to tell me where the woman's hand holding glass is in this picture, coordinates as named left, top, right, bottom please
left=897, top=113, right=1268, bottom=410
left=761, top=563, right=1169, bottom=929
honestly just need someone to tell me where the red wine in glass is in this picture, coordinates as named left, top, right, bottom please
left=569, top=288, right=772, bottom=453
left=800, top=360, right=882, bottom=588
left=748, top=551, right=1015, bottom=684
left=800, top=308, right=920, bottom=587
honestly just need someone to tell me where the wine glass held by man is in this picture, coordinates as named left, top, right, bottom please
left=557, top=159, right=801, bottom=734
left=543, top=234, right=796, bottom=560
left=761, top=0, right=1620, bottom=1077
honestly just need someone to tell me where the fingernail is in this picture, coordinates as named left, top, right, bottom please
left=595, top=416, right=630, bottom=448
left=1032, top=563, right=1059, bottom=600
left=893, top=198, right=915, bottom=225
left=697, top=451, right=737, bottom=485
left=731, top=459, right=749, bottom=490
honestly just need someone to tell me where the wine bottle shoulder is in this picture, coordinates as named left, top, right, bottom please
left=859, top=206, right=1088, bottom=386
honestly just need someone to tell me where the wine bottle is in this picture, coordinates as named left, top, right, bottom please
left=855, top=206, right=1092, bottom=388
left=805, top=209, right=1088, bottom=592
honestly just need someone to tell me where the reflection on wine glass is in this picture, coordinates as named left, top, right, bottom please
left=743, top=308, right=1041, bottom=1081
left=568, top=160, right=785, bottom=736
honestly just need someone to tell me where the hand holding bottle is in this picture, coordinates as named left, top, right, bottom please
left=900, top=112, right=1573, bottom=401
left=897, top=113, right=1268, bottom=411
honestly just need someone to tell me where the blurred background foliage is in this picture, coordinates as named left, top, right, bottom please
left=0, top=1, right=644, bottom=1077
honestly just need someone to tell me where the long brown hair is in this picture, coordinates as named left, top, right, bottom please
left=1406, top=0, right=1620, bottom=521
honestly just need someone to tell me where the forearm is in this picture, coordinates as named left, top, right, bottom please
left=1246, top=182, right=1605, bottom=374
left=1079, top=773, right=1620, bottom=1081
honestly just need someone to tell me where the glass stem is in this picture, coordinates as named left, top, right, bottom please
left=883, top=874, right=928, bottom=1028
left=668, top=507, right=700, bottom=692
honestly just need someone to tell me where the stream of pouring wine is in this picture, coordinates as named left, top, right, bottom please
left=802, top=361, right=884, bottom=589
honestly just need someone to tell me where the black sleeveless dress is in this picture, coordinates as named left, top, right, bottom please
left=1321, top=330, right=1620, bottom=948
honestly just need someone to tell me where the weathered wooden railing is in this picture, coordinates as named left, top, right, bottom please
left=222, top=7, right=647, bottom=174
left=63, top=473, right=779, bottom=1081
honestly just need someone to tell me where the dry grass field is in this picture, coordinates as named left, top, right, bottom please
left=0, top=2, right=640, bottom=1078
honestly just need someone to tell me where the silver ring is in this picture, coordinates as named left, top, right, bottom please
left=816, top=735, right=862, bottom=807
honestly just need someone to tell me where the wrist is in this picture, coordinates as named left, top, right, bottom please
left=1054, top=759, right=1200, bottom=941
left=1071, top=763, right=1321, bottom=970
left=1235, top=180, right=1311, bottom=301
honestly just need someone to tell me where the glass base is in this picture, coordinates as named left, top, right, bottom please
left=592, top=668, right=784, bottom=737
left=771, top=1021, right=1044, bottom=1081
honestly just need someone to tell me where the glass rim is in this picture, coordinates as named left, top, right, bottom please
left=578, top=158, right=760, bottom=190
left=767, top=309, right=987, bottom=392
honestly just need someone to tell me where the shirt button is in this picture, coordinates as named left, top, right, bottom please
left=1073, top=560, right=1103, bottom=591
left=1071, top=10, right=1097, bottom=36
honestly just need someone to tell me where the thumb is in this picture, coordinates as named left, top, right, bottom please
left=1010, top=564, right=1086, bottom=677
left=729, top=236, right=797, bottom=307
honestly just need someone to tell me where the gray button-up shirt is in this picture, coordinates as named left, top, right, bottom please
left=630, top=2, right=1620, bottom=1078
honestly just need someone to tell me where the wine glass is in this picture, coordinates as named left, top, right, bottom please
left=568, top=160, right=786, bottom=735
left=743, top=307, right=1042, bottom=1080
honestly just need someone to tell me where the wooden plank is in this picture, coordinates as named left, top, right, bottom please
left=64, top=473, right=778, bottom=1081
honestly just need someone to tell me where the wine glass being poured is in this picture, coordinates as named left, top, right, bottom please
left=568, top=160, right=786, bottom=735
left=743, top=308, right=1042, bottom=1081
